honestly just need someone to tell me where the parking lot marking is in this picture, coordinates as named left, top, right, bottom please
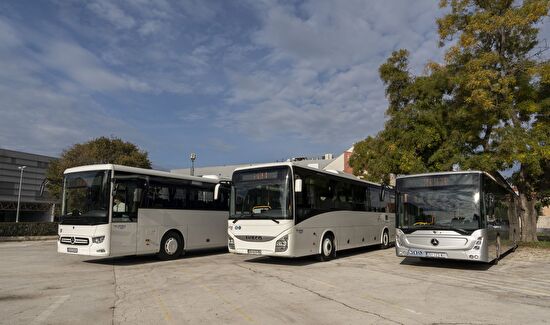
left=199, top=284, right=255, bottom=323
left=153, top=289, right=174, bottom=324
left=435, top=274, right=550, bottom=297
left=308, top=278, right=337, bottom=288
left=30, top=295, right=70, bottom=325
left=362, top=292, right=423, bottom=317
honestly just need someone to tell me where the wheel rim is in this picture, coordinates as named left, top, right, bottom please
left=323, top=238, right=332, bottom=256
left=165, top=237, right=178, bottom=255
left=383, top=232, right=388, bottom=246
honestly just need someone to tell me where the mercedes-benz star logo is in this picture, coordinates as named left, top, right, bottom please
left=70, top=237, right=75, bottom=244
left=430, top=238, right=439, bottom=246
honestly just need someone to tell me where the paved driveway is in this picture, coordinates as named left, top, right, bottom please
left=1, top=241, right=549, bottom=324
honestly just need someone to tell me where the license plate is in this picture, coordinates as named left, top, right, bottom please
left=408, top=249, right=425, bottom=257
left=67, top=247, right=78, bottom=253
left=247, top=249, right=261, bottom=255
left=426, top=252, right=447, bottom=258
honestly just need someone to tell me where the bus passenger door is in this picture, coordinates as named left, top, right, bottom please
left=111, top=222, right=137, bottom=256
left=109, top=178, right=141, bottom=256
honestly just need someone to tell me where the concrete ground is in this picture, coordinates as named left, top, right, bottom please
left=1, top=241, right=549, bottom=325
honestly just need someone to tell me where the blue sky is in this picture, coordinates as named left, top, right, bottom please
left=1, top=1, right=548, bottom=170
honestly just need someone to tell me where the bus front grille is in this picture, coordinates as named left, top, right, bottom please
left=235, top=235, right=275, bottom=242
left=60, top=236, right=89, bottom=245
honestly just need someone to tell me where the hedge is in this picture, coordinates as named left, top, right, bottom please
left=0, top=222, right=58, bottom=237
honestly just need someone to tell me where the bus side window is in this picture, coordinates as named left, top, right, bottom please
left=112, top=178, right=142, bottom=223
left=365, top=187, right=371, bottom=211
left=387, top=191, right=395, bottom=213
left=369, top=185, right=381, bottom=212
left=215, top=186, right=230, bottom=210
left=147, top=183, right=171, bottom=209
left=173, top=187, right=187, bottom=209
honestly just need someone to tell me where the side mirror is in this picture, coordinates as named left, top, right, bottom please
left=112, top=183, right=119, bottom=196
left=133, top=188, right=142, bottom=202
left=295, top=179, right=303, bottom=193
left=379, top=185, right=386, bottom=202
left=214, top=183, right=220, bottom=200
left=39, top=179, right=49, bottom=197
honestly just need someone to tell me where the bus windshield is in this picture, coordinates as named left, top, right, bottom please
left=397, top=174, right=481, bottom=233
left=62, top=170, right=111, bottom=225
left=231, top=167, right=292, bottom=220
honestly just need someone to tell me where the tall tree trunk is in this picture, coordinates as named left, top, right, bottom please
left=519, top=193, right=539, bottom=242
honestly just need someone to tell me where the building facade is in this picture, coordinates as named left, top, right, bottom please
left=0, top=148, right=59, bottom=222
left=171, top=152, right=351, bottom=179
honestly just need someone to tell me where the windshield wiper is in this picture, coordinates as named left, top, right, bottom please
left=270, top=218, right=280, bottom=224
left=448, top=227, right=472, bottom=235
left=232, top=211, right=254, bottom=223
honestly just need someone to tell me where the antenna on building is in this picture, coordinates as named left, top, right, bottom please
left=190, top=153, right=197, bottom=176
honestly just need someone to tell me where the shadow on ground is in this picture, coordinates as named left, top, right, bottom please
left=83, top=247, right=228, bottom=266
left=243, top=244, right=390, bottom=266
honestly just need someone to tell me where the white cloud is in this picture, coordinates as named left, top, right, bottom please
left=0, top=18, right=20, bottom=48
left=87, top=0, right=136, bottom=30
left=38, top=40, right=150, bottom=92
left=223, top=0, right=445, bottom=147
left=138, top=20, right=162, bottom=36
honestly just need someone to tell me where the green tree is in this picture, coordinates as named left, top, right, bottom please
left=351, top=0, right=549, bottom=241
left=46, top=137, right=152, bottom=200
left=349, top=50, right=456, bottom=183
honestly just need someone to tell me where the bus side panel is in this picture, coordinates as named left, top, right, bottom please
left=137, top=209, right=227, bottom=252
left=295, top=211, right=389, bottom=254
left=184, top=210, right=227, bottom=249
left=136, top=209, right=161, bottom=254
left=292, top=227, right=321, bottom=257
left=110, top=223, right=138, bottom=256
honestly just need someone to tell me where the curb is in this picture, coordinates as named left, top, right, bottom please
left=0, top=236, right=58, bottom=242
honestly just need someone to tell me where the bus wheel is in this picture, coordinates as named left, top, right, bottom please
left=159, top=231, right=183, bottom=260
left=493, top=236, right=501, bottom=265
left=381, top=230, right=390, bottom=249
left=319, top=234, right=335, bottom=262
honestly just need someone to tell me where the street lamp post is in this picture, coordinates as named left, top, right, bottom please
left=16, top=166, right=26, bottom=223
left=190, top=153, right=197, bottom=176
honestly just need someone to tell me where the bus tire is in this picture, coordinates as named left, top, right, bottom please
left=318, top=234, right=335, bottom=262
left=158, top=231, right=183, bottom=260
left=381, top=229, right=390, bottom=249
left=493, top=236, right=501, bottom=265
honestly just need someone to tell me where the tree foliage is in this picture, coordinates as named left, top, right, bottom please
left=350, top=0, right=549, bottom=241
left=46, top=137, right=152, bottom=200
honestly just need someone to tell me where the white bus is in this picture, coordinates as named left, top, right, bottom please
left=57, top=164, right=230, bottom=260
left=395, top=171, right=520, bottom=263
left=227, top=163, right=395, bottom=261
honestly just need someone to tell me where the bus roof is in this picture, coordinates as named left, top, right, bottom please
left=396, top=170, right=515, bottom=194
left=64, top=164, right=221, bottom=184
left=233, top=162, right=385, bottom=187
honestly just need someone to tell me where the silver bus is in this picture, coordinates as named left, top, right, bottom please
left=395, top=171, right=519, bottom=263
left=57, top=164, right=230, bottom=260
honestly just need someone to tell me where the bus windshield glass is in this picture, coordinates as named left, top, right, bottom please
left=231, top=167, right=292, bottom=220
left=397, top=174, right=481, bottom=233
left=62, top=170, right=111, bottom=225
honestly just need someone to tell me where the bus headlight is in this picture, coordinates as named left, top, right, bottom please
left=473, top=236, right=483, bottom=250
left=275, top=235, right=288, bottom=252
left=228, top=237, right=235, bottom=250
left=395, top=229, right=405, bottom=246
left=92, top=236, right=105, bottom=244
